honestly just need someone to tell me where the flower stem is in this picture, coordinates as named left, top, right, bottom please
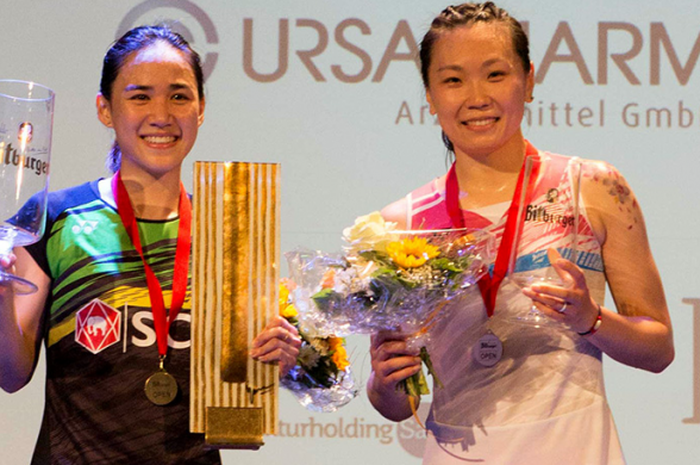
left=398, top=346, right=442, bottom=399
left=420, top=346, right=443, bottom=389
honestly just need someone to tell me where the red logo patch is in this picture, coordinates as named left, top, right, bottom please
left=75, top=299, right=121, bottom=354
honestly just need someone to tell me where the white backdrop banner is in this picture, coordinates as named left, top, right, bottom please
left=1, top=1, right=698, bottom=464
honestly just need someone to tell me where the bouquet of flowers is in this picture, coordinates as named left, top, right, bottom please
left=279, top=278, right=358, bottom=412
left=286, top=212, right=494, bottom=401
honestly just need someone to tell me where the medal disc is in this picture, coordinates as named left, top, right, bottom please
left=144, top=370, right=179, bottom=406
left=473, top=332, right=503, bottom=367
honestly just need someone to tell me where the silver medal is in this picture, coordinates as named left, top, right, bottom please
left=473, top=331, right=503, bottom=367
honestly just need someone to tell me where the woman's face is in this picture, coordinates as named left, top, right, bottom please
left=425, top=22, right=533, bottom=160
left=97, top=41, right=205, bottom=178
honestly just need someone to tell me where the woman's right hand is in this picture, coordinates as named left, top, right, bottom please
left=367, top=331, right=422, bottom=421
left=0, top=253, right=16, bottom=268
left=370, top=331, right=422, bottom=393
left=0, top=253, right=17, bottom=296
left=0, top=248, right=50, bottom=393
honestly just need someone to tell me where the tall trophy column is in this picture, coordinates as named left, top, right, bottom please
left=190, top=161, right=280, bottom=448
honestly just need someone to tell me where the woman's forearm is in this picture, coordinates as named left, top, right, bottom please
left=366, top=371, right=416, bottom=422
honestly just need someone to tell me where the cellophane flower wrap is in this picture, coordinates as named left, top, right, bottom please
left=286, top=212, right=494, bottom=401
left=279, top=279, right=358, bottom=412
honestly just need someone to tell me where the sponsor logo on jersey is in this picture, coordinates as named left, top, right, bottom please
left=130, top=311, right=190, bottom=350
left=72, top=219, right=99, bottom=234
left=524, top=203, right=574, bottom=228
left=75, top=299, right=121, bottom=354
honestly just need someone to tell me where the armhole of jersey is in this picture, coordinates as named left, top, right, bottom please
left=566, top=156, right=600, bottom=249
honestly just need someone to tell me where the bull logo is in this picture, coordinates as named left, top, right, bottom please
left=75, top=300, right=121, bottom=354
left=86, top=316, right=107, bottom=336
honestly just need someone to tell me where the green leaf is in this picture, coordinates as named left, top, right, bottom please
left=371, top=267, right=398, bottom=279
left=359, top=250, right=395, bottom=269
left=420, top=346, right=443, bottom=389
left=430, top=257, right=464, bottom=273
left=399, top=369, right=430, bottom=398
left=311, top=288, right=343, bottom=312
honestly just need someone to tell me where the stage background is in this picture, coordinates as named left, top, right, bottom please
left=2, top=1, right=699, bottom=463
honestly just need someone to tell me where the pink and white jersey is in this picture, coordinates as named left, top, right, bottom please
left=400, top=150, right=624, bottom=464
left=406, top=152, right=603, bottom=284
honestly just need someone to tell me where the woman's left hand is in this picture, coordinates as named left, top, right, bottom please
left=519, top=163, right=673, bottom=373
left=251, top=315, right=302, bottom=377
left=521, top=248, right=600, bottom=333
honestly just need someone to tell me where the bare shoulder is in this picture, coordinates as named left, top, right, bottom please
left=380, top=175, right=446, bottom=230
left=579, top=159, right=645, bottom=245
left=380, top=197, right=408, bottom=229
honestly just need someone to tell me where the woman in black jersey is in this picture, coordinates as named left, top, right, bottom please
left=0, top=26, right=300, bottom=464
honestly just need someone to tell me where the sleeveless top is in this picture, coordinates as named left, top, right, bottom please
left=403, top=151, right=625, bottom=464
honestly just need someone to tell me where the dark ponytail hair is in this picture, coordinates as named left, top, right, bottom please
left=100, top=25, right=205, bottom=172
left=419, top=2, right=530, bottom=154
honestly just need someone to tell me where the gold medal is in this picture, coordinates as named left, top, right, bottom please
left=114, top=176, right=189, bottom=407
left=144, top=357, right=179, bottom=406
left=145, top=370, right=179, bottom=405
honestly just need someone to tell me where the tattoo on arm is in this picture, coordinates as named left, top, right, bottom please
left=589, top=166, right=640, bottom=230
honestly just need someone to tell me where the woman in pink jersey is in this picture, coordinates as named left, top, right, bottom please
left=367, top=3, right=673, bottom=464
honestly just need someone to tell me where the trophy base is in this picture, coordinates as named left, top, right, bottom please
left=205, top=407, right=264, bottom=449
left=0, top=271, right=38, bottom=295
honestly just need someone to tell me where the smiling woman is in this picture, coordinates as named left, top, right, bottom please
left=96, top=41, right=205, bottom=189
left=0, top=25, right=302, bottom=465
left=95, top=28, right=206, bottom=220
left=367, top=3, right=673, bottom=464
left=424, top=21, right=534, bottom=194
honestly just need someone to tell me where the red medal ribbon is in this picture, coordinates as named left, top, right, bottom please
left=445, top=142, right=541, bottom=317
left=112, top=172, right=192, bottom=357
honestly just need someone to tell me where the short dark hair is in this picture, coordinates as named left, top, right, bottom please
left=100, top=25, right=205, bottom=172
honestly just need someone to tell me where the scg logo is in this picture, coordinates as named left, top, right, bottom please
left=117, top=0, right=219, bottom=81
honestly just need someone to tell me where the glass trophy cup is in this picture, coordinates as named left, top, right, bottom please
left=0, top=80, right=54, bottom=294
left=507, top=155, right=582, bottom=327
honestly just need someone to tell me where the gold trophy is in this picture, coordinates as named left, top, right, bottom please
left=190, top=161, right=280, bottom=448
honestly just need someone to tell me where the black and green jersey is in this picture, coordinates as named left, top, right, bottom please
left=23, top=180, right=219, bottom=464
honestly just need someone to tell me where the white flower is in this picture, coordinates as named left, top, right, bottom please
left=355, top=260, right=379, bottom=281
left=342, top=211, right=397, bottom=257
left=310, top=338, right=331, bottom=356
left=333, top=267, right=356, bottom=294
left=298, top=345, right=321, bottom=369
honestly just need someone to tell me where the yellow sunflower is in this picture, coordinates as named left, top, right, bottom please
left=386, top=237, right=440, bottom=268
left=328, top=337, right=350, bottom=371
left=279, top=280, right=299, bottom=319
left=280, top=302, right=299, bottom=319
left=279, top=283, right=290, bottom=309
